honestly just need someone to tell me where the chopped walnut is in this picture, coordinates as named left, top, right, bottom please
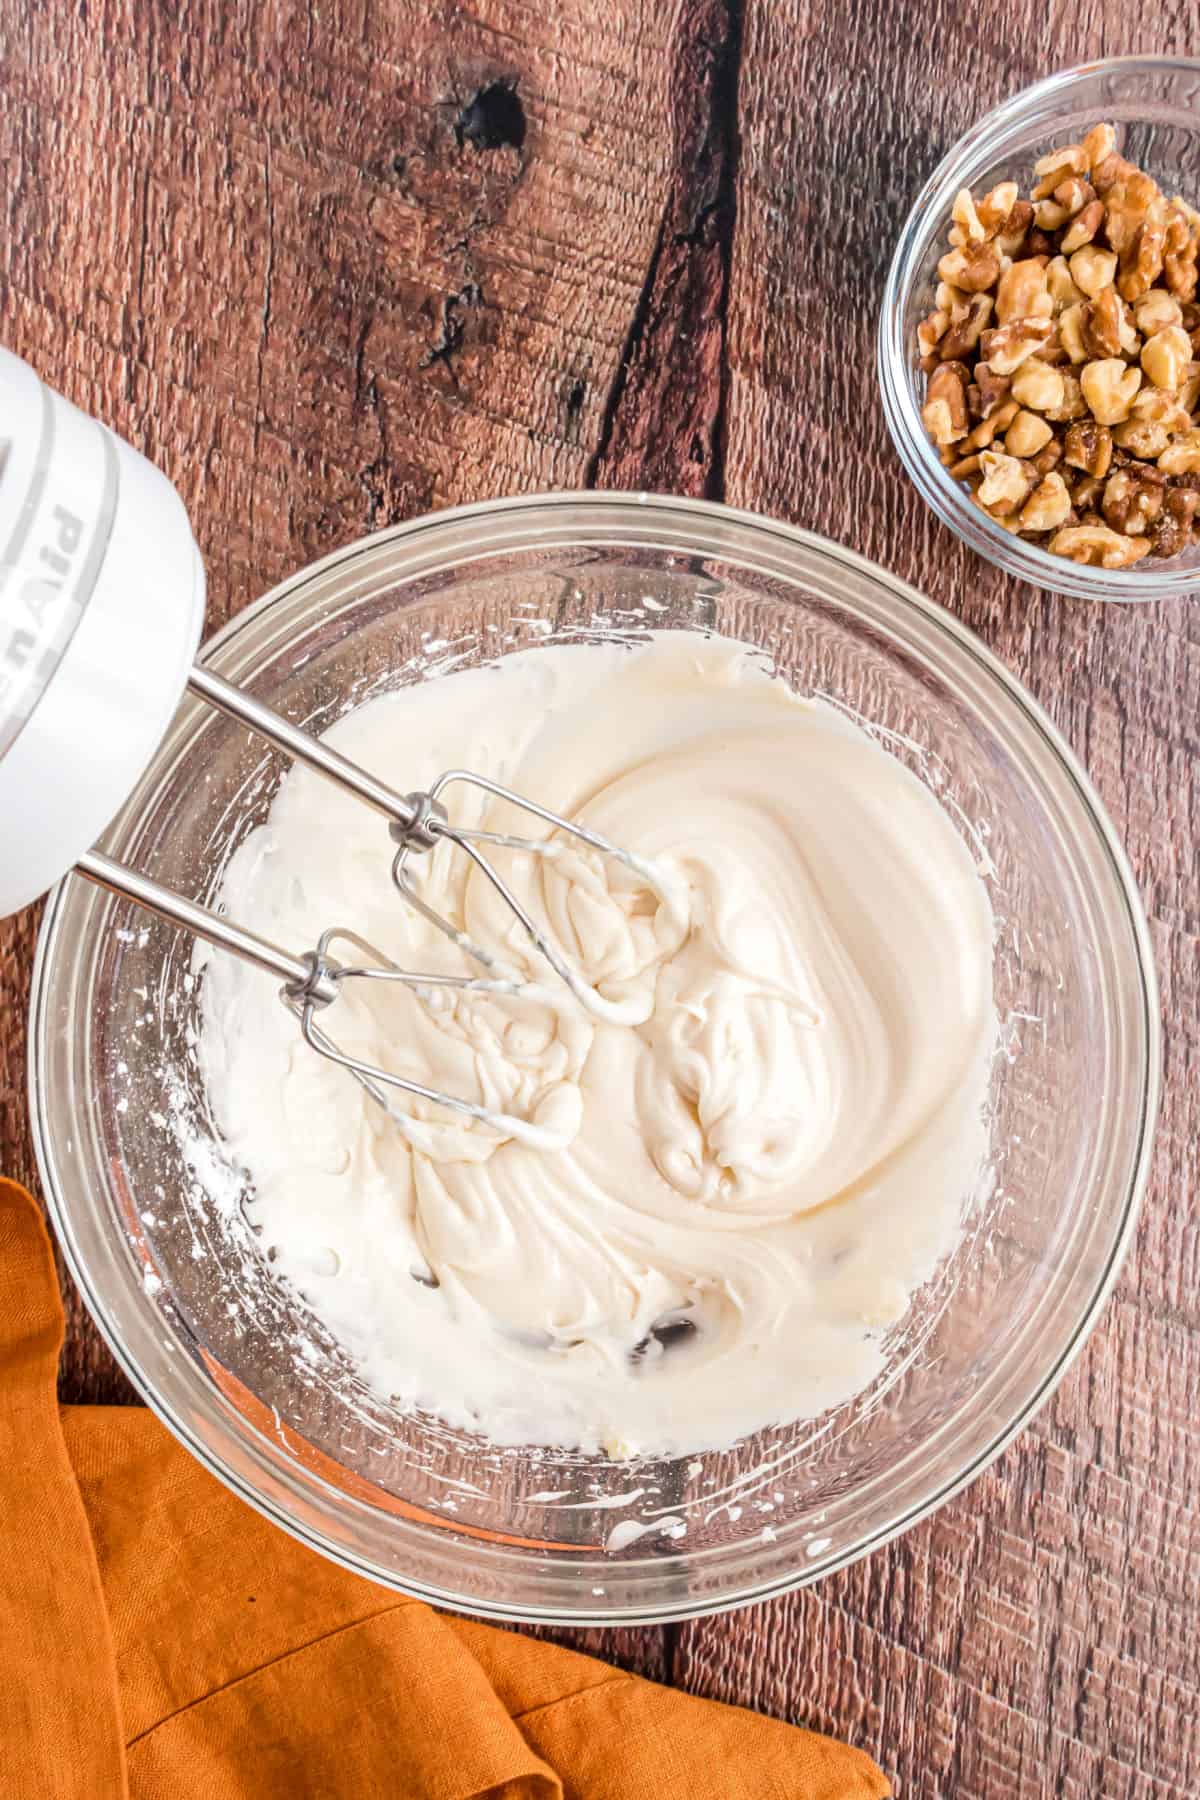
left=1031, top=141, right=1090, bottom=200
left=995, top=259, right=1053, bottom=323
left=1118, top=212, right=1167, bottom=303
left=1057, top=304, right=1089, bottom=365
left=965, top=397, right=1020, bottom=450
left=1164, top=207, right=1200, bottom=302
left=1063, top=420, right=1113, bottom=478
left=1112, top=417, right=1172, bottom=460
left=1069, top=472, right=1105, bottom=512
left=1060, top=199, right=1105, bottom=254
left=1134, top=289, right=1184, bottom=337
left=974, top=364, right=1012, bottom=418
left=1045, top=256, right=1084, bottom=311
left=1102, top=465, right=1166, bottom=533
left=1141, top=325, right=1192, bottom=391
left=951, top=188, right=987, bottom=243
left=921, top=361, right=970, bottom=444
left=1158, top=430, right=1200, bottom=474
left=940, top=293, right=994, bottom=360
left=1010, top=359, right=1065, bottom=414
left=917, top=310, right=949, bottom=357
left=977, top=450, right=1037, bottom=516
left=1079, top=288, right=1124, bottom=359
left=938, top=241, right=1001, bottom=294
left=1044, top=370, right=1088, bottom=422
left=1091, top=151, right=1139, bottom=195
left=993, top=200, right=1035, bottom=259
left=1103, top=174, right=1159, bottom=257
left=976, top=181, right=1019, bottom=233
left=1081, top=123, right=1116, bottom=169
left=1068, top=245, right=1118, bottom=298
left=1006, top=409, right=1054, bottom=457
left=1149, top=484, right=1200, bottom=556
left=916, top=123, right=1200, bottom=565
left=1019, top=471, right=1072, bottom=531
left=1047, top=524, right=1152, bottom=567
left=979, top=318, right=1055, bottom=374
left=1080, top=359, right=1142, bottom=426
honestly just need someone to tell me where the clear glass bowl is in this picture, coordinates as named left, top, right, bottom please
left=879, top=57, right=1200, bottom=601
left=29, top=494, right=1160, bottom=1623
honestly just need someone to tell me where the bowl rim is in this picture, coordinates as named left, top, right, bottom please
left=878, top=54, right=1200, bottom=602
left=29, top=491, right=1162, bottom=1623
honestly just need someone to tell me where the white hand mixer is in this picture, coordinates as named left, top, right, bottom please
left=0, top=348, right=659, bottom=1140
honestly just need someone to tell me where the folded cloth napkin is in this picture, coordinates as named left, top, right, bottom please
left=0, top=1177, right=889, bottom=1799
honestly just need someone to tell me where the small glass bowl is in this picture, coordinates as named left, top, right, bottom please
left=879, top=57, right=1200, bottom=601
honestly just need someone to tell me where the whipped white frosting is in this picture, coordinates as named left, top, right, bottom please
left=200, top=633, right=995, bottom=1456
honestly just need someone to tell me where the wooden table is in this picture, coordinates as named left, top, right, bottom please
left=2, top=5, right=1197, bottom=1793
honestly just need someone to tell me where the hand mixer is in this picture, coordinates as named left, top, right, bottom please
left=0, top=347, right=661, bottom=1142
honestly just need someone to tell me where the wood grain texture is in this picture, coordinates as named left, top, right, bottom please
left=1, top=0, right=1197, bottom=1790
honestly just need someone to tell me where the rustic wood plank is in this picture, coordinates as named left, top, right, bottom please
left=3, top=0, right=1199, bottom=1787
left=672, top=1, right=1200, bottom=1794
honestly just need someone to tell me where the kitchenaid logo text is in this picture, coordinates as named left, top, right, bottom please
left=1, top=503, right=85, bottom=683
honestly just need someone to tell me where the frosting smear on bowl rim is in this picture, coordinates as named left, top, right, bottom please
left=199, top=631, right=996, bottom=1457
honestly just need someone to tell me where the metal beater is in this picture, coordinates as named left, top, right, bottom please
left=77, top=663, right=667, bottom=1143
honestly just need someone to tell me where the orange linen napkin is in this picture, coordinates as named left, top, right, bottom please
left=0, top=1177, right=890, bottom=1799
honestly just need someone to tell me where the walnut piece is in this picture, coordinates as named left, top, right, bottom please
left=1112, top=417, right=1172, bottom=459
left=1081, top=123, right=1116, bottom=170
left=1069, top=245, right=1118, bottom=298
left=1011, top=359, right=1065, bottom=414
left=1061, top=199, right=1105, bottom=254
left=1164, top=207, right=1200, bottom=302
left=1046, top=256, right=1085, bottom=311
left=1063, top=420, right=1113, bottom=478
left=1047, top=524, right=1152, bottom=567
left=965, top=397, right=1020, bottom=450
left=1134, top=289, right=1184, bottom=336
left=921, top=362, right=970, bottom=444
left=940, top=293, right=994, bottom=360
left=1140, top=325, right=1192, bottom=391
left=1149, top=485, right=1200, bottom=557
left=1102, top=465, right=1166, bottom=533
left=974, top=364, right=1012, bottom=417
left=979, top=318, right=1055, bottom=374
left=976, top=182, right=1019, bottom=233
left=977, top=450, right=1037, bottom=516
left=1158, top=429, right=1200, bottom=474
left=1080, top=358, right=1141, bottom=425
left=995, top=259, right=1053, bottom=324
left=951, top=188, right=987, bottom=243
left=938, top=242, right=1001, bottom=294
left=1032, top=141, right=1090, bottom=200
left=1044, top=370, right=1089, bottom=422
left=1019, top=471, right=1072, bottom=531
left=1080, top=288, right=1126, bottom=359
left=1006, top=409, right=1054, bottom=457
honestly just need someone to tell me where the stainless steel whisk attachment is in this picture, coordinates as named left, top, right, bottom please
left=77, top=663, right=664, bottom=1141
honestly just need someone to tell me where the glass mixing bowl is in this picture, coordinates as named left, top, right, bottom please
left=29, top=494, right=1159, bottom=1624
left=879, top=57, right=1200, bottom=601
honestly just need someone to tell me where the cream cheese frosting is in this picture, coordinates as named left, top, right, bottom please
left=199, top=632, right=996, bottom=1456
